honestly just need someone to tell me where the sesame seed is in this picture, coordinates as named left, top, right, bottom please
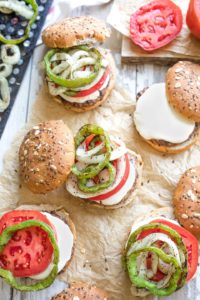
left=35, top=130, right=40, bottom=135
left=33, top=126, right=39, bottom=130
left=175, top=82, right=181, bottom=88
left=175, top=68, right=183, bottom=73
left=182, top=214, right=188, bottom=219
left=24, top=149, right=28, bottom=156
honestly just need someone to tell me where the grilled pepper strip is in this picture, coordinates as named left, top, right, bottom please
left=78, top=162, right=116, bottom=193
left=0, top=0, right=38, bottom=45
left=71, top=124, right=112, bottom=179
left=0, top=220, right=59, bottom=292
left=44, top=47, right=102, bottom=88
left=125, top=223, right=188, bottom=290
left=127, top=247, right=182, bottom=296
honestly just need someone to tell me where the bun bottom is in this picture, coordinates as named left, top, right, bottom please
left=82, top=151, right=143, bottom=210
left=137, top=123, right=200, bottom=154
left=53, top=49, right=116, bottom=113
left=14, top=205, right=76, bottom=274
left=51, top=282, right=109, bottom=300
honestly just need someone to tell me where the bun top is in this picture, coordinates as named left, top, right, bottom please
left=166, top=61, right=200, bottom=122
left=173, top=166, right=200, bottom=236
left=51, top=282, right=109, bottom=300
left=42, top=16, right=111, bottom=48
left=19, top=120, right=75, bottom=194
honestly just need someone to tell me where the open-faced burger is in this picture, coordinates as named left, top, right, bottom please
left=0, top=206, right=75, bottom=291
left=66, top=124, right=143, bottom=209
left=42, top=16, right=116, bottom=112
left=134, top=61, right=200, bottom=154
left=124, top=207, right=198, bottom=297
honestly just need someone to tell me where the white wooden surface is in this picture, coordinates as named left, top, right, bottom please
left=0, top=3, right=199, bottom=300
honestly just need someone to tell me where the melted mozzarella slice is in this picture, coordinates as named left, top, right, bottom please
left=134, top=83, right=195, bottom=143
left=30, top=212, right=74, bottom=280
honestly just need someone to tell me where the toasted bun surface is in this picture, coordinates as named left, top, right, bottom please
left=166, top=61, right=200, bottom=122
left=51, top=282, right=109, bottom=300
left=85, top=150, right=143, bottom=210
left=19, top=120, right=75, bottom=194
left=135, top=88, right=200, bottom=154
left=53, top=50, right=116, bottom=113
left=6, top=204, right=76, bottom=274
left=42, top=16, right=111, bottom=49
left=173, top=166, right=200, bottom=237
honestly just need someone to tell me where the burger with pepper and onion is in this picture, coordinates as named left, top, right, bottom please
left=123, top=207, right=198, bottom=297
left=66, top=124, right=143, bottom=209
left=0, top=206, right=75, bottom=291
left=42, top=16, right=116, bottom=112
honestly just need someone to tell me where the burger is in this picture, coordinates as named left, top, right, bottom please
left=134, top=61, right=200, bottom=154
left=42, top=16, right=116, bottom=112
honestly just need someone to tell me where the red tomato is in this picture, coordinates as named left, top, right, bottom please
left=73, top=68, right=110, bottom=98
left=151, top=219, right=199, bottom=281
left=0, top=210, right=56, bottom=278
left=130, top=0, right=183, bottom=51
left=146, top=254, right=166, bottom=282
left=89, top=154, right=130, bottom=201
left=84, top=134, right=96, bottom=151
left=186, top=0, right=200, bottom=39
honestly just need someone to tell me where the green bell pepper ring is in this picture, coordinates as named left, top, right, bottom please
left=44, top=47, right=102, bottom=88
left=0, top=0, right=38, bottom=45
left=0, top=220, right=59, bottom=292
left=127, top=246, right=182, bottom=297
left=78, top=162, right=116, bottom=193
left=71, top=124, right=112, bottom=179
left=125, top=223, right=188, bottom=290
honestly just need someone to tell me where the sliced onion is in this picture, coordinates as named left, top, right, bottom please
left=52, top=61, right=70, bottom=75
left=0, top=77, right=10, bottom=112
left=1, top=44, right=20, bottom=65
left=127, top=233, right=181, bottom=266
left=50, top=52, right=72, bottom=63
left=0, top=0, right=33, bottom=19
left=158, top=258, right=171, bottom=274
left=0, top=63, right=12, bottom=77
left=155, top=265, right=174, bottom=289
left=60, top=67, right=71, bottom=79
left=71, top=68, right=105, bottom=92
left=71, top=57, right=96, bottom=73
left=73, top=69, right=93, bottom=79
left=76, top=141, right=105, bottom=160
left=71, top=50, right=89, bottom=61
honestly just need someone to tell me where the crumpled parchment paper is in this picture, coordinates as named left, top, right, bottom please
left=107, top=0, right=200, bottom=57
left=0, top=85, right=200, bottom=299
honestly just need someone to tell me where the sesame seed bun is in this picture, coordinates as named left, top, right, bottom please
left=52, top=49, right=116, bottom=113
left=166, top=61, right=200, bottom=122
left=19, top=120, right=75, bottom=194
left=51, top=282, right=109, bottom=300
left=42, top=16, right=111, bottom=49
left=135, top=88, right=200, bottom=154
left=173, top=166, right=200, bottom=237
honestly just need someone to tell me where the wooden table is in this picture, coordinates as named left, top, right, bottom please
left=0, top=2, right=199, bottom=300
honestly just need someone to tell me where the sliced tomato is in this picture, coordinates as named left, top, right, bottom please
left=151, top=219, right=199, bottom=281
left=84, top=134, right=96, bottom=151
left=186, top=0, right=200, bottom=39
left=89, top=153, right=130, bottom=201
left=146, top=254, right=166, bottom=282
left=130, top=0, right=183, bottom=51
left=0, top=210, right=56, bottom=278
left=73, top=68, right=110, bottom=98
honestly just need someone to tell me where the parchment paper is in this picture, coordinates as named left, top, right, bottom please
left=107, top=0, right=200, bottom=57
left=0, top=85, right=200, bottom=299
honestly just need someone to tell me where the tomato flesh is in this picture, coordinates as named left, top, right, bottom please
left=130, top=0, right=183, bottom=51
left=0, top=210, right=56, bottom=278
left=89, top=153, right=130, bottom=201
left=151, top=219, right=199, bottom=281
left=186, top=0, right=200, bottom=39
left=73, top=68, right=110, bottom=98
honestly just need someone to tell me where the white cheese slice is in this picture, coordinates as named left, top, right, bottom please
left=30, top=212, right=74, bottom=280
left=134, top=83, right=195, bottom=144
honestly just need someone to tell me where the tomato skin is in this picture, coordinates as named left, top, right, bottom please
left=73, top=68, right=110, bottom=98
left=89, top=153, right=130, bottom=201
left=130, top=0, right=183, bottom=51
left=84, top=134, right=96, bottom=151
left=186, top=0, right=200, bottom=39
left=0, top=210, right=56, bottom=278
left=151, top=219, right=199, bottom=282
